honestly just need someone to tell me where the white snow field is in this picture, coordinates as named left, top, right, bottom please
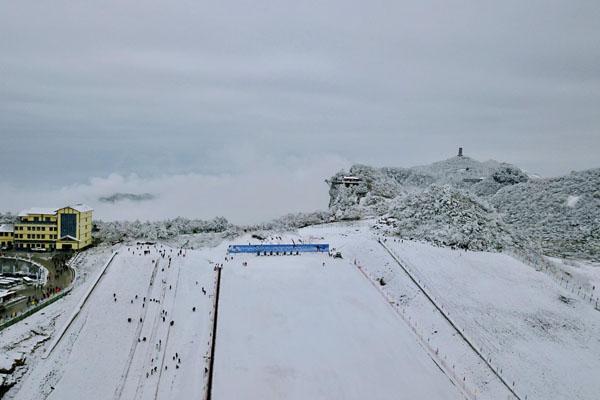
left=547, top=256, right=600, bottom=295
left=12, top=245, right=215, bottom=400
left=250, top=222, right=600, bottom=400
left=4, top=221, right=599, bottom=400
left=213, top=251, right=463, bottom=400
left=382, top=239, right=600, bottom=400
left=0, top=245, right=115, bottom=396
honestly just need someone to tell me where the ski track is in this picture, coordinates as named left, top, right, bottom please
left=113, top=256, right=161, bottom=400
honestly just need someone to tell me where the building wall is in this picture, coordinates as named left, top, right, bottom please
left=78, top=210, right=93, bottom=248
left=13, top=208, right=93, bottom=251
left=0, top=231, right=13, bottom=248
left=14, top=213, right=58, bottom=250
left=56, top=208, right=93, bottom=250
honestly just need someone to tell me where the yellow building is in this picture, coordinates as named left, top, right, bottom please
left=13, top=205, right=93, bottom=251
left=0, top=224, right=14, bottom=249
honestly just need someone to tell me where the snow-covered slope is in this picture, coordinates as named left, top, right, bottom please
left=386, top=185, right=537, bottom=253
left=383, top=239, right=600, bottom=400
left=0, top=245, right=114, bottom=396
left=4, top=221, right=600, bottom=400
left=328, top=156, right=527, bottom=219
left=491, top=168, right=600, bottom=261
left=300, top=223, right=600, bottom=400
left=328, top=156, right=597, bottom=260
left=214, top=252, right=463, bottom=400
left=10, top=245, right=214, bottom=400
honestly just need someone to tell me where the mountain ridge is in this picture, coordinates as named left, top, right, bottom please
left=328, top=156, right=599, bottom=261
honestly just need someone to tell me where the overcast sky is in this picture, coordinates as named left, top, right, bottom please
left=1, top=1, right=599, bottom=222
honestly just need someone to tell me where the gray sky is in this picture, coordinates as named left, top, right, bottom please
left=1, top=1, right=599, bottom=221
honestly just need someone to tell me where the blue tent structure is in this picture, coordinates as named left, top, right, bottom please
left=227, top=243, right=329, bottom=254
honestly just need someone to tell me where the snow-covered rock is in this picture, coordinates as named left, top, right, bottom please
left=386, top=185, right=537, bottom=254
left=328, top=157, right=598, bottom=261
left=328, top=157, right=528, bottom=218
left=491, top=168, right=600, bottom=261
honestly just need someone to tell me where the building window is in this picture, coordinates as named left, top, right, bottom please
left=60, top=213, right=77, bottom=238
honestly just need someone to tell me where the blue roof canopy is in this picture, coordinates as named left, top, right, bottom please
left=228, top=243, right=329, bottom=254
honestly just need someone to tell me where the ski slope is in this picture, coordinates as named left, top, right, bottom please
left=261, top=222, right=600, bottom=400
left=13, top=245, right=214, bottom=400
left=5, top=221, right=599, bottom=400
left=383, top=239, right=600, bottom=400
left=212, top=251, right=463, bottom=400
left=0, top=245, right=115, bottom=396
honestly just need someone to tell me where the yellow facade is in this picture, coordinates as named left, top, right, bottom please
left=13, top=205, right=93, bottom=251
left=0, top=224, right=13, bottom=249
left=56, top=207, right=93, bottom=250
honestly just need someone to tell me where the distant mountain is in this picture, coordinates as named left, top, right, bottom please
left=328, top=156, right=598, bottom=261
left=98, top=193, right=156, bottom=203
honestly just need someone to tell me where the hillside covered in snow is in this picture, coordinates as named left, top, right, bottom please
left=328, top=155, right=599, bottom=261
left=4, top=222, right=600, bottom=400
left=491, top=168, right=600, bottom=260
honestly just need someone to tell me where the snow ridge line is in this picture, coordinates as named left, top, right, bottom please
left=42, top=251, right=119, bottom=359
left=378, top=240, right=523, bottom=400
left=352, top=260, right=476, bottom=400
left=205, top=265, right=222, bottom=400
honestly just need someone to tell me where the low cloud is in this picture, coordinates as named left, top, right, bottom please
left=1, top=155, right=348, bottom=224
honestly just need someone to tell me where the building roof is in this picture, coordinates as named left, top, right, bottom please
left=18, top=208, right=57, bottom=217
left=18, top=204, right=93, bottom=217
left=0, top=224, right=14, bottom=233
left=66, top=204, right=93, bottom=213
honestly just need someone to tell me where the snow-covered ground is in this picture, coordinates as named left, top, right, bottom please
left=547, top=256, right=600, bottom=295
left=4, top=220, right=599, bottom=400
left=383, top=239, right=600, bottom=400
left=0, top=246, right=114, bottom=396
left=289, top=223, right=515, bottom=400
left=9, top=245, right=214, bottom=400
left=213, top=251, right=463, bottom=400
